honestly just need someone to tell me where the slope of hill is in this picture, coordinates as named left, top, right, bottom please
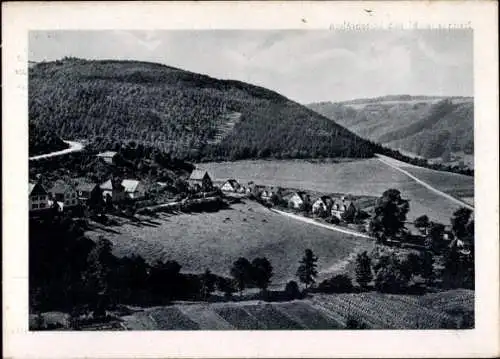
left=308, top=96, right=474, bottom=163
left=29, top=57, right=376, bottom=162
left=29, top=121, right=69, bottom=156
left=117, top=289, right=473, bottom=330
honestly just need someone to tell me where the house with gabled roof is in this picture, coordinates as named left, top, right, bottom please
left=100, top=178, right=146, bottom=200
left=49, top=179, right=79, bottom=208
left=188, top=169, right=213, bottom=191
left=121, top=179, right=146, bottom=199
left=73, top=178, right=102, bottom=202
left=221, top=179, right=241, bottom=192
left=331, top=196, right=357, bottom=220
left=287, top=191, right=310, bottom=209
left=96, top=151, right=118, bottom=164
left=312, top=196, right=334, bottom=216
left=100, top=178, right=126, bottom=203
left=29, top=181, right=50, bottom=212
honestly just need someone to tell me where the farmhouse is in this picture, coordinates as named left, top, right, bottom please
left=188, top=169, right=213, bottom=191
left=96, top=151, right=118, bottom=164
left=74, top=179, right=101, bottom=202
left=221, top=179, right=241, bottom=192
left=29, top=181, right=50, bottom=212
left=312, top=196, right=334, bottom=215
left=287, top=191, right=310, bottom=209
left=121, top=179, right=146, bottom=199
left=331, top=197, right=357, bottom=219
left=260, top=188, right=274, bottom=201
left=100, top=178, right=127, bottom=202
left=49, top=180, right=79, bottom=208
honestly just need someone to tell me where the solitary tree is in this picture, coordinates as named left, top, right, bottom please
left=369, top=189, right=410, bottom=243
left=355, top=251, right=373, bottom=289
left=230, top=257, right=252, bottom=297
left=296, top=249, right=318, bottom=290
left=251, top=257, right=273, bottom=294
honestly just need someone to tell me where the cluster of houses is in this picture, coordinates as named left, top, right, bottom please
left=218, top=176, right=359, bottom=220
left=29, top=177, right=147, bottom=214
left=29, top=155, right=359, bottom=222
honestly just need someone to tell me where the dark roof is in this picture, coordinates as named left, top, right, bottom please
left=100, top=179, right=125, bottom=191
left=189, top=169, right=210, bottom=181
left=73, top=178, right=99, bottom=192
left=224, top=179, right=240, bottom=188
left=29, top=182, right=48, bottom=196
left=50, top=180, right=76, bottom=194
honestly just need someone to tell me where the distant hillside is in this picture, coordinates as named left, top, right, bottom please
left=308, top=96, right=474, bottom=162
left=29, top=58, right=376, bottom=161
left=29, top=121, right=69, bottom=156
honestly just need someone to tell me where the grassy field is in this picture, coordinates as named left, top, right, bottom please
left=197, top=158, right=473, bottom=223
left=119, top=289, right=474, bottom=330
left=87, top=200, right=373, bottom=285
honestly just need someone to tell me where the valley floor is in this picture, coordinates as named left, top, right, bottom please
left=87, top=200, right=373, bottom=286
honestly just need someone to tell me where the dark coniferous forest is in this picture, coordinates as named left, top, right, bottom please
left=29, top=58, right=376, bottom=161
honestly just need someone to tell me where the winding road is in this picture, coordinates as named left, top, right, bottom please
left=29, top=140, right=85, bottom=161
left=375, top=154, right=474, bottom=210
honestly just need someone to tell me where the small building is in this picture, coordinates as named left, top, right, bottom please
left=260, top=188, right=274, bottom=201
left=221, top=179, right=241, bottom=192
left=188, top=169, right=213, bottom=191
left=74, top=179, right=101, bottom=202
left=96, top=151, right=118, bottom=164
left=49, top=180, right=79, bottom=208
left=29, top=181, right=50, bottom=212
left=288, top=191, right=310, bottom=209
left=331, top=197, right=357, bottom=219
left=312, top=196, right=334, bottom=215
left=121, top=179, right=146, bottom=199
left=100, top=178, right=127, bottom=203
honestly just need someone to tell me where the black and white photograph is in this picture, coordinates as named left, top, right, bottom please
left=3, top=1, right=499, bottom=358
left=27, top=28, right=476, bottom=331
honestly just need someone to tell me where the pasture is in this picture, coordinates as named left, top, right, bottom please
left=120, top=289, right=474, bottom=330
left=87, top=200, right=373, bottom=285
left=197, top=158, right=474, bottom=223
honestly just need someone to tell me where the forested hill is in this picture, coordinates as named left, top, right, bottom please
left=29, top=58, right=376, bottom=161
left=29, top=121, right=69, bottom=156
left=308, top=96, right=474, bottom=161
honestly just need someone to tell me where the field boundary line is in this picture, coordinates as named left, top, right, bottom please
left=269, top=208, right=373, bottom=239
left=376, top=155, right=474, bottom=210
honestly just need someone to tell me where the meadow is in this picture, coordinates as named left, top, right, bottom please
left=87, top=200, right=374, bottom=285
left=197, top=158, right=474, bottom=223
left=120, top=289, right=474, bottom=330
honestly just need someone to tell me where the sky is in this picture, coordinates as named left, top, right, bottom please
left=29, top=29, right=473, bottom=104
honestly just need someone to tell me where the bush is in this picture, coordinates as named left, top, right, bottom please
left=329, top=216, right=341, bottom=225
left=317, top=274, right=354, bottom=293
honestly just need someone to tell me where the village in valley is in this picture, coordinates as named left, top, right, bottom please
left=26, top=29, right=476, bottom=332
left=30, top=148, right=467, bottom=253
